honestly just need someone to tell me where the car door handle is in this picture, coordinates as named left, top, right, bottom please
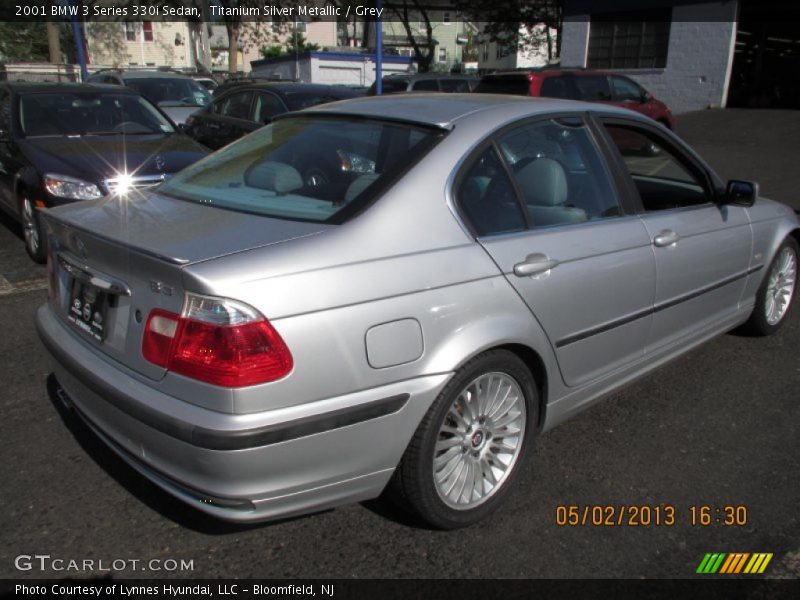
left=513, top=253, right=560, bottom=277
left=653, top=229, right=680, bottom=247
left=207, top=122, right=220, bottom=130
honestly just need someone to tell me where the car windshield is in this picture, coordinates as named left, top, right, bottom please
left=18, top=92, right=175, bottom=137
left=158, top=116, right=443, bottom=223
left=124, top=77, right=212, bottom=107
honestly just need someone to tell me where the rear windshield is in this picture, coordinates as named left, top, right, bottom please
left=158, top=116, right=444, bottom=223
left=474, top=75, right=530, bottom=96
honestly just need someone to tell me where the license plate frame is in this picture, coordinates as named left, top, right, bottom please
left=67, top=278, right=109, bottom=343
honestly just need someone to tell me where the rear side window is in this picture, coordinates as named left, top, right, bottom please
left=498, top=119, right=621, bottom=227
left=540, top=76, right=578, bottom=100
left=474, top=75, right=530, bottom=96
left=457, top=118, right=622, bottom=234
left=574, top=76, right=612, bottom=101
left=379, top=79, right=411, bottom=94
left=159, top=116, right=444, bottom=223
left=458, top=147, right=527, bottom=236
left=440, top=79, right=472, bottom=93
left=411, top=79, right=440, bottom=92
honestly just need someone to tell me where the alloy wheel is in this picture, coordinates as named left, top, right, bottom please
left=433, top=372, right=527, bottom=510
left=765, top=245, right=797, bottom=325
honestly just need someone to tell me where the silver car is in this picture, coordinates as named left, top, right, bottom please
left=36, top=95, right=798, bottom=529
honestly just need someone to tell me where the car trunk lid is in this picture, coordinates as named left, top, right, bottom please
left=41, top=192, right=331, bottom=380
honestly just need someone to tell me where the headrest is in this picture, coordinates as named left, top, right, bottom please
left=516, top=157, right=567, bottom=207
left=245, top=161, right=303, bottom=194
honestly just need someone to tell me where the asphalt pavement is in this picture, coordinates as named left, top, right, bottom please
left=1, top=109, right=798, bottom=581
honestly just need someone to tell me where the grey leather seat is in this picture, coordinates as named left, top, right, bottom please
left=245, top=161, right=303, bottom=194
left=515, top=157, right=587, bottom=226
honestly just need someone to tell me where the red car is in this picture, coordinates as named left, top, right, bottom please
left=475, top=68, right=675, bottom=130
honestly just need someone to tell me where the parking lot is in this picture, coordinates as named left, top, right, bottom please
left=1, top=108, right=798, bottom=580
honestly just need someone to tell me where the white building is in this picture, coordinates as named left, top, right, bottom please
left=251, top=51, right=412, bottom=87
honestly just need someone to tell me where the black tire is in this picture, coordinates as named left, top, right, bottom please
left=19, top=192, right=46, bottom=264
left=388, top=349, right=538, bottom=529
left=741, top=236, right=798, bottom=336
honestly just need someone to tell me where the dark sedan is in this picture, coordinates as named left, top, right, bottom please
left=0, top=83, right=209, bottom=262
left=184, top=82, right=361, bottom=150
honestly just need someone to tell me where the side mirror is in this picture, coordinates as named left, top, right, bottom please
left=176, top=123, right=190, bottom=134
left=640, top=91, right=651, bottom=103
left=723, top=179, right=758, bottom=207
left=0, top=128, right=10, bottom=142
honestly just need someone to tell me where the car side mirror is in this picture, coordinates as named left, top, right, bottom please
left=176, top=123, right=190, bottom=134
left=723, top=179, right=758, bottom=207
left=0, top=128, right=10, bottom=142
left=640, top=91, right=651, bottom=103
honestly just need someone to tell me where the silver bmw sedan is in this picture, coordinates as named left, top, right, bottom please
left=36, top=95, right=798, bottom=529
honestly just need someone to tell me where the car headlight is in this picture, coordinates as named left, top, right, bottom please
left=43, top=174, right=103, bottom=201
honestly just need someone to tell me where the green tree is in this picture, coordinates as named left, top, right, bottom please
left=0, top=22, right=50, bottom=62
left=260, top=31, right=320, bottom=60
left=456, top=0, right=564, bottom=61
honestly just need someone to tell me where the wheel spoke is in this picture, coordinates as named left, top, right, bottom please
left=432, top=370, right=527, bottom=510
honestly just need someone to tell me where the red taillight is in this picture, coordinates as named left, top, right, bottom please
left=142, top=295, right=293, bottom=388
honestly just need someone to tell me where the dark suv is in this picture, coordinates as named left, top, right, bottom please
left=476, top=68, right=675, bottom=129
left=185, top=82, right=361, bottom=150
left=87, top=69, right=212, bottom=125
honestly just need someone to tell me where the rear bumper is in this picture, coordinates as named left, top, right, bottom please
left=36, top=304, right=448, bottom=522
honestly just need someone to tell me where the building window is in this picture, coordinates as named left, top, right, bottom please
left=143, top=21, right=154, bottom=42
left=438, top=47, right=447, bottom=63
left=482, top=44, right=488, bottom=62
left=123, top=23, right=136, bottom=42
left=443, top=12, right=451, bottom=23
left=295, top=20, right=307, bottom=34
left=587, top=10, right=671, bottom=69
left=495, top=45, right=504, bottom=59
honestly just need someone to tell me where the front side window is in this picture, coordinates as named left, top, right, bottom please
left=158, top=116, right=443, bottom=223
left=611, top=76, right=645, bottom=102
left=219, top=91, right=253, bottom=120
left=603, top=124, right=709, bottom=211
left=254, top=92, right=286, bottom=121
